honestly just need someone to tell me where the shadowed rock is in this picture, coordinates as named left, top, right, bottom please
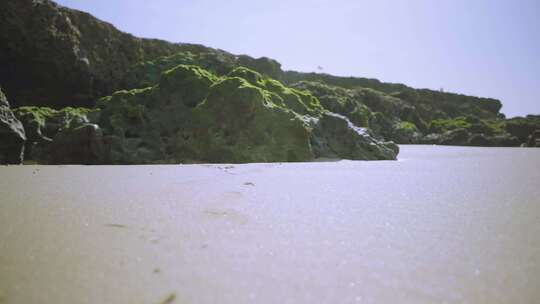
left=527, top=130, right=540, bottom=148
left=0, top=0, right=185, bottom=108
left=46, top=124, right=107, bottom=165
left=311, top=112, right=398, bottom=160
left=96, top=66, right=398, bottom=163
left=13, top=107, right=98, bottom=161
left=0, top=88, right=26, bottom=164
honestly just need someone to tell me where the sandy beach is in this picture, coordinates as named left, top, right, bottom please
left=1, top=145, right=539, bottom=304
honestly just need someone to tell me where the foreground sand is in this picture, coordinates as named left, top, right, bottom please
left=1, top=146, right=540, bottom=304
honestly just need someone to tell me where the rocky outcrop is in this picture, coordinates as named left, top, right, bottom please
left=0, top=0, right=186, bottom=108
left=505, top=115, right=540, bottom=144
left=0, top=0, right=291, bottom=109
left=392, top=122, right=423, bottom=144
left=526, top=130, right=540, bottom=148
left=438, top=129, right=471, bottom=146
left=96, top=66, right=217, bottom=164
left=236, top=56, right=283, bottom=81
left=13, top=106, right=99, bottom=161
left=184, top=77, right=315, bottom=163
left=310, top=113, right=398, bottom=160
left=4, top=0, right=535, bottom=166
left=123, top=51, right=286, bottom=92
left=284, top=72, right=502, bottom=120
left=0, top=88, right=26, bottom=164
left=420, top=129, right=520, bottom=147
left=95, top=65, right=398, bottom=164
left=46, top=124, right=107, bottom=164
left=291, top=81, right=372, bottom=127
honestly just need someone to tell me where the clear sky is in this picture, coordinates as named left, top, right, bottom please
left=56, top=0, right=539, bottom=117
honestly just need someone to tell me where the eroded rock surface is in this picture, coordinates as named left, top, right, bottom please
left=95, top=66, right=398, bottom=164
left=0, top=88, right=26, bottom=164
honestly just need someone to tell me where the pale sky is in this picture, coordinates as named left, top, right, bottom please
left=56, top=0, right=539, bottom=117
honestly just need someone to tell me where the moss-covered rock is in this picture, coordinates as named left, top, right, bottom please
left=420, top=128, right=520, bottom=147
left=526, top=130, right=540, bottom=147
left=429, top=117, right=472, bottom=133
left=160, top=65, right=219, bottom=108
left=236, top=55, right=283, bottom=80
left=46, top=123, right=107, bottom=164
left=284, top=71, right=502, bottom=122
left=96, top=65, right=399, bottom=163
left=228, top=68, right=324, bottom=116
left=429, top=116, right=509, bottom=138
left=368, top=112, right=395, bottom=140
left=438, top=128, right=471, bottom=146
left=123, top=51, right=236, bottom=89
left=124, top=52, right=284, bottom=90
left=98, top=65, right=240, bottom=164
left=3, top=0, right=525, bottom=152
left=13, top=106, right=97, bottom=161
left=0, top=0, right=191, bottom=108
left=505, top=115, right=540, bottom=143
left=0, top=88, right=26, bottom=164
left=182, top=77, right=314, bottom=163
left=392, top=121, right=422, bottom=144
left=291, top=81, right=371, bottom=127
left=310, top=112, right=398, bottom=160
left=291, top=81, right=428, bottom=144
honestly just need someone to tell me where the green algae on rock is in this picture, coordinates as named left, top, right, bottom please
left=96, top=65, right=398, bottom=164
left=123, top=51, right=236, bottom=90
left=290, top=81, right=371, bottom=126
left=1, top=0, right=535, bottom=155
left=13, top=106, right=100, bottom=162
left=124, top=52, right=284, bottom=91
left=96, top=65, right=222, bottom=164
left=184, top=77, right=315, bottom=163
left=227, top=68, right=324, bottom=116
left=98, top=67, right=316, bottom=163
left=291, top=81, right=421, bottom=144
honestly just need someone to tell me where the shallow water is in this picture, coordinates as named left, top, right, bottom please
left=1, top=145, right=539, bottom=304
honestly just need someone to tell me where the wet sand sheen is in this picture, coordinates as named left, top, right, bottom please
left=1, top=146, right=539, bottom=303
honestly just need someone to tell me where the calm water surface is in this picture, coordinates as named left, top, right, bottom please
left=1, top=145, right=539, bottom=303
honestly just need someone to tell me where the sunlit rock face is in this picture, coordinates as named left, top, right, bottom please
left=0, top=88, right=26, bottom=164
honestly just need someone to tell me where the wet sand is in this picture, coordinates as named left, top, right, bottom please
left=1, top=146, right=539, bottom=303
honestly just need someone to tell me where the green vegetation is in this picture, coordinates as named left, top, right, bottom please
left=94, top=64, right=398, bottom=164
left=505, top=115, right=540, bottom=142
left=429, top=116, right=512, bottom=137
left=186, top=77, right=314, bottom=162
left=398, top=121, right=418, bottom=131
left=429, top=117, right=472, bottom=133
left=13, top=106, right=95, bottom=134
left=3, top=0, right=539, bottom=165
left=291, top=81, right=372, bottom=127
left=227, top=68, right=324, bottom=116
